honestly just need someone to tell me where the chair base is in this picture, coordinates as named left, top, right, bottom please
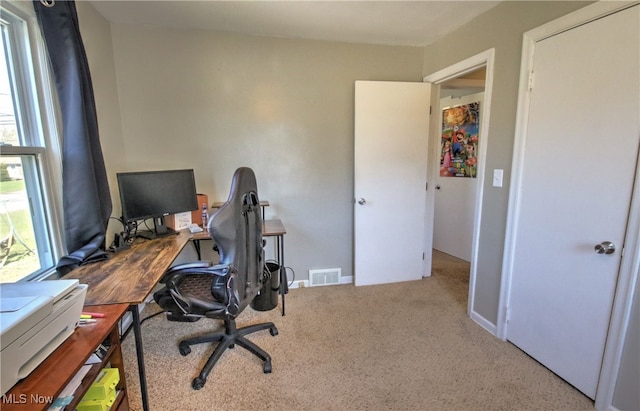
left=178, top=318, right=278, bottom=390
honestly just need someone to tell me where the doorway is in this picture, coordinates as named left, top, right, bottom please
left=424, top=49, right=495, bottom=332
left=434, top=68, right=485, bottom=262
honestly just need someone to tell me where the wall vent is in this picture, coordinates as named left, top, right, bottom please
left=309, top=268, right=342, bottom=287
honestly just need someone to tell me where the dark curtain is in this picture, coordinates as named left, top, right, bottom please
left=34, top=0, right=112, bottom=275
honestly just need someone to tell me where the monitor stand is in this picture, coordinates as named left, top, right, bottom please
left=135, top=216, right=177, bottom=240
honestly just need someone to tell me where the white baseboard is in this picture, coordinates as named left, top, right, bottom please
left=288, top=280, right=308, bottom=289
left=470, top=309, right=497, bottom=336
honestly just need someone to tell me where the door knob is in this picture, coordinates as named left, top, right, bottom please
left=594, top=241, right=616, bottom=255
left=357, top=198, right=366, bottom=205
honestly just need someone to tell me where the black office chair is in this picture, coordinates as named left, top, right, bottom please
left=154, top=167, right=278, bottom=390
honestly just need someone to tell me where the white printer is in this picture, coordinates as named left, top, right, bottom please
left=0, top=279, right=87, bottom=395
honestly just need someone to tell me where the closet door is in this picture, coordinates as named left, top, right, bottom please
left=506, top=5, right=639, bottom=399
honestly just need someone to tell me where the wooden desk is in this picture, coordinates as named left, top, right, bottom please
left=2, top=304, right=129, bottom=411
left=64, top=231, right=191, bottom=306
left=192, top=219, right=289, bottom=315
left=63, top=231, right=192, bottom=411
left=264, top=218, right=285, bottom=237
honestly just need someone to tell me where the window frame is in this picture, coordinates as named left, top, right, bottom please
left=1, top=0, right=64, bottom=281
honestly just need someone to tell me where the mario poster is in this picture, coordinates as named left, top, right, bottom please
left=440, top=102, right=480, bottom=178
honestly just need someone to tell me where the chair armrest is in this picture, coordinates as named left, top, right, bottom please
left=168, top=260, right=212, bottom=272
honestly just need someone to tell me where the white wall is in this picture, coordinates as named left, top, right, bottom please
left=92, top=21, right=425, bottom=282
left=433, top=91, right=483, bottom=262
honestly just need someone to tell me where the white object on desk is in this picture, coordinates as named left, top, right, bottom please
left=188, top=223, right=203, bottom=233
left=0, top=279, right=87, bottom=395
left=172, top=211, right=192, bottom=230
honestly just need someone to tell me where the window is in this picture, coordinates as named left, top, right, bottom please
left=0, top=1, right=63, bottom=282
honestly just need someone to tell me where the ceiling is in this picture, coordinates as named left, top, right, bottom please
left=88, top=1, right=501, bottom=47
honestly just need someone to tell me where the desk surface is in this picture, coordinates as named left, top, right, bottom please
left=2, top=304, right=129, bottom=411
left=263, top=219, right=286, bottom=236
left=63, top=231, right=191, bottom=306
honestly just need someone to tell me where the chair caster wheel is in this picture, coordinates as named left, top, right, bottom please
left=192, top=377, right=205, bottom=390
left=179, top=343, right=191, bottom=356
left=270, top=327, right=278, bottom=336
left=263, top=362, right=272, bottom=373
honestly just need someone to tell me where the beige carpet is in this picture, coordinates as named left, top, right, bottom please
left=120, top=250, right=594, bottom=410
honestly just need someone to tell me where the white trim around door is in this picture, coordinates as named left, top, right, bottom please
left=424, top=48, right=496, bottom=335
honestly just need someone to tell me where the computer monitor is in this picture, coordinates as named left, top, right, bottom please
left=117, top=169, right=198, bottom=239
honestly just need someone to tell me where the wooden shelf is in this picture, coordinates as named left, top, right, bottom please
left=1, top=304, right=130, bottom=411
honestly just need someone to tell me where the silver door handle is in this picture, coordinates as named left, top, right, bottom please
left=357, top=198, right=366, bottom=205
left=594, top=241, right=616, bottom=255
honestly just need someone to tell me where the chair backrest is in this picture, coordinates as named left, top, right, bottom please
left=208, top=167, right=264, bottom=309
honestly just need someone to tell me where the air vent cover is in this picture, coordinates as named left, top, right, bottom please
left=308, top=268, right=342, bottom=287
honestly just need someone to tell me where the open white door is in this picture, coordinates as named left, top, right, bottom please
left=505, top=5, right=639, bottom=399
left=354, top=81, right=431, bottom=286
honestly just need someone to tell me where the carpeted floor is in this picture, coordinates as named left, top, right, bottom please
left=120, top=250, right=594, bottom=410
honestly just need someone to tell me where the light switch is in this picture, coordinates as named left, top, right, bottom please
left=493, top=169, right=504, bottom=187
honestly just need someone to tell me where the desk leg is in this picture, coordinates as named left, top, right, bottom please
left=278, top=234, right=288, bottom=316
left=130, top=305, right=150, bottom=411
left=193, top=239, right=202, bottom=260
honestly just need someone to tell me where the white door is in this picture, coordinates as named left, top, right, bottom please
left=354, top=81, right=431, bottom=286
left=507, top=5, right=639, bottom=399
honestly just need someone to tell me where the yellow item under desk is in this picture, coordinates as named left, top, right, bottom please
left=82, top=367, right=120, bottom=401
left=76, top=393, right=116, bottom=411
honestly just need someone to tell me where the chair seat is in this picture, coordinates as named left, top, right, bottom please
left=177, top=275, right=227, bottom=313
left=155, top=275, right=227, bottom=317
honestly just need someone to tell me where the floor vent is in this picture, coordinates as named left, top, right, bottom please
left=309, top=268, right=342, bottom=287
